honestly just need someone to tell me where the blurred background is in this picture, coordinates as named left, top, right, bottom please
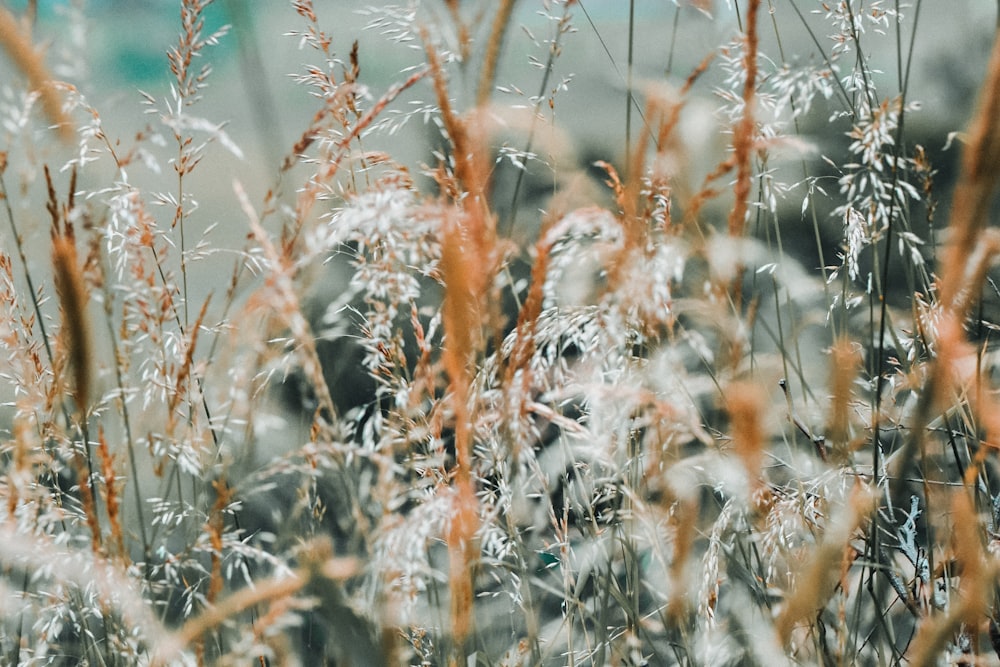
left=2, top=0, right=999, bottom=319
left=4, top=0, right=997, bottom=224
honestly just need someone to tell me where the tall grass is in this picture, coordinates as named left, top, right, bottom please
left=0, top=0, right=999, bottom=665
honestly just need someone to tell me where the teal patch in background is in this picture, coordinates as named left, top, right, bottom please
left=106, top=46, right=165, bottom=85
left=5, top=0, right=71, bottom=19
left=8, top=0, right=236, bottom=85
left=536, top=550, right=560, bottom=571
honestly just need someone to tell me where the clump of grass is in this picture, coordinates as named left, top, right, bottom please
left=1, top=0, right=1000, bottom=665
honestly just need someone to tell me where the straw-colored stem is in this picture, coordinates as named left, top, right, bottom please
left=937, top=28, right=1000, bottom=312
left=476, top=0, right=517, bottom=107
left=0, top=6, right=74, bottom=142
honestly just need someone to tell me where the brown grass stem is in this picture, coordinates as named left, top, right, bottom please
left=151, top=546, right=360, bottom=666
left=51, top=231, right=92, bottom=415
left=440, top=209, right=484, bottom=660
left=727, top=0, right=760, bottom=241
left=476, top=0, right=517, bottom=108
left=0, top=6, right=74, bottom=142
left=937, top=26, right=1000, bottom=312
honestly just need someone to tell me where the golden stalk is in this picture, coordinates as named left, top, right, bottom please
left=51, top=233, right=92, bottom=414
left=0, top=6, right=74, bottom=142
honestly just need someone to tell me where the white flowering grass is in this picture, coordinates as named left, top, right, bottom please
left=0, top=0, right=999, bottom=665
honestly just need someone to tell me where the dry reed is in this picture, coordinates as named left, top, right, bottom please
left=0, top=6, right=74, bottom=142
